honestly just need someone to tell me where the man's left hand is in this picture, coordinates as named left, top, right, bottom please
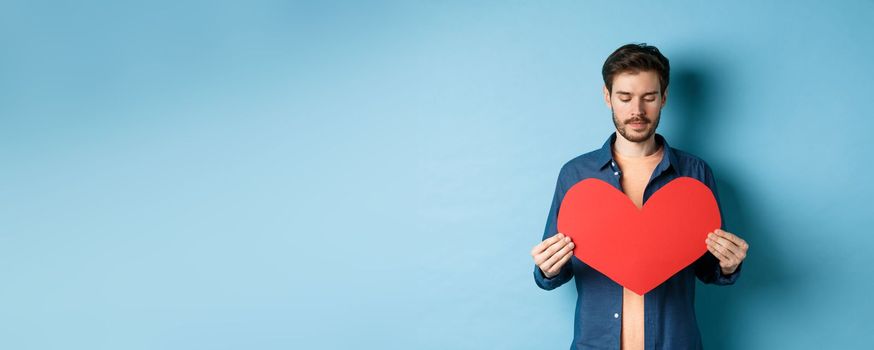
left=705, top=229, right=748, bottom=275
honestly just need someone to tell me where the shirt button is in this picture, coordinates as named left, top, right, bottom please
left=614, top=172, right=619, bottom=176
left=614, top=313, right=619, bottom=319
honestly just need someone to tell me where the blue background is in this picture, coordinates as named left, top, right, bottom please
left=2, top=1, right=872, bottom=349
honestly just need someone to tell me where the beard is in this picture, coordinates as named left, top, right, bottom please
left=612, top=110, right=660, bottom=143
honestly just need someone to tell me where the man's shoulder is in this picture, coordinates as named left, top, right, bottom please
left=666, top=146, right=718, bottom=183
left=669, top=146, right=712, bottom=173
left=558, top=148, right=607, bottom=175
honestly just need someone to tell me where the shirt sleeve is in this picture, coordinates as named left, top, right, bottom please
left=533, top=165, right=574, bottom=291
left=694, top=161, right=743, bottom=285
left=694, top=251, right=742, bottom=285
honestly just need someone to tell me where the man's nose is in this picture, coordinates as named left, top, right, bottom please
left=630, top=99, right=646, bottom=116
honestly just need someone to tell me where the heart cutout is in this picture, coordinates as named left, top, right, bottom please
left=557, top=176, right=720, bottom=295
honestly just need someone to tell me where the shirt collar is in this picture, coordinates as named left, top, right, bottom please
left=596, top=133, right=679, bottom=174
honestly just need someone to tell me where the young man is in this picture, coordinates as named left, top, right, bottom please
left=530, top=43, right=749, bottom=350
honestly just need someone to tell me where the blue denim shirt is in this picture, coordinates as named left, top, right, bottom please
left=534, top=133, right=742, bottom=350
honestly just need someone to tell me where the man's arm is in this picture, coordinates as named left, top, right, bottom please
left=533, top=165, right=574, bottom=290
left=694, top=162, right=748, bottom=285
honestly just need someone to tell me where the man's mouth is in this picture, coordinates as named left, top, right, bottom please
left=627, top=119, right=649, bottom=130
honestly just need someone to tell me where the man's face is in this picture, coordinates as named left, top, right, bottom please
left=603, top=70, right=667, bottom=143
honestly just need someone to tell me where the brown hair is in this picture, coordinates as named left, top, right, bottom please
left=602, top=43, right=670, bottom=96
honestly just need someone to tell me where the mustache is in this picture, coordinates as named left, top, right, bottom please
left=625, top=117, right=651, bottom=124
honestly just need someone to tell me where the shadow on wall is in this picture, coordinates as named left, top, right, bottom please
left=669, top=65, right=795, bottom=350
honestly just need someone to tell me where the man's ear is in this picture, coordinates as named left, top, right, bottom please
left=661, top=88, right=668, bottom=107
left=603, top=85, right=611, bottom=108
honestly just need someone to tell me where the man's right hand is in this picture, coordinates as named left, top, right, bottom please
left=530, top=233, right=575, bottom=278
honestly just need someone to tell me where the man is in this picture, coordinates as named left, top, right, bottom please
left=530, top=43, right=749, bottom=350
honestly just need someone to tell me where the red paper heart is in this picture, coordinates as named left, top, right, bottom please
left=557, top=176, right=720, bottom=295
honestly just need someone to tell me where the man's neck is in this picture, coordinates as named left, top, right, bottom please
left=613, top=132, right=660, bottom=158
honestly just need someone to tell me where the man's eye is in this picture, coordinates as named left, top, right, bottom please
left=644, top=98, right=656, bottom=102
left=620, top=98, right=631, bottom=102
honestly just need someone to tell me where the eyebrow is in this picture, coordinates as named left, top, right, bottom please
left=615, top=90, right=660, bottom=96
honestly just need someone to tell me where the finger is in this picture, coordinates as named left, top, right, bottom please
left=531, top=233, right=564, bottom=256
left=532, top=233, right=561, bottom=254
left=532, top=234, right=567, bottom=265
left=706, top=242, right=732, bottom=265
left=706, top=235, right=736, bottom=264
left=541, top=240, right=575, bottom=272
left=718, top=238, right=747, bottom=262
left=544, top=239, right=574, bottom=266
left=542, top=235, right=571, bottom=260
left=715, top=229, right=749, bottom=251
left=708, top=233, right=746, bottom=261
left=546, top=250, right=574, bottom=276
left=708, top=233, right=736, bottom=253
